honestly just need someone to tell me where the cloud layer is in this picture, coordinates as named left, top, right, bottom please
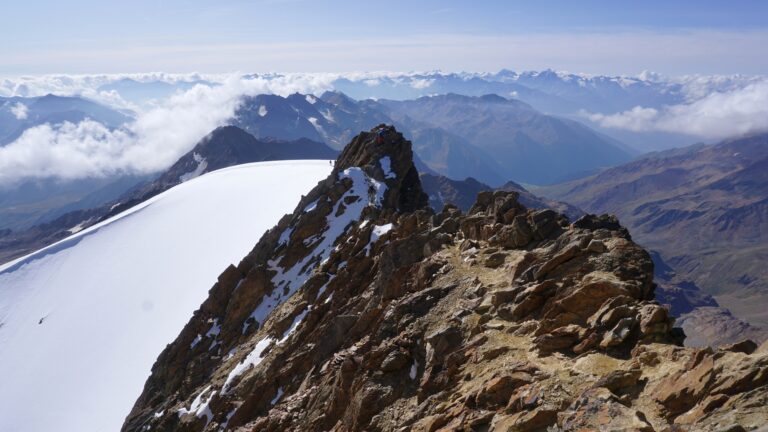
left=587, top=79, right=768, bottom=139
left=0, top=74, right=335, bottom=186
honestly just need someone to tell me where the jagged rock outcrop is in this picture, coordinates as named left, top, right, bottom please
left=123, top=126, right=768, bottom=432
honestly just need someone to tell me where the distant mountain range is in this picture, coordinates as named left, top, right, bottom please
left=537, top=133, right=768, bottom=342
left=123, top=126, right=337, bottom=205
left=230, top=91, right=632, bottom=186
left=375, top=94, right=632, bottom=184
left=332, top=70, right=686, bottom=115
left=7, top=70, right=761, bottom=150
left=231, top=91, right=505, bottom=186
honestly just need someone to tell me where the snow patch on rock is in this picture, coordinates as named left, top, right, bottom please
left=380, top=156, right=396, bottom=179
left=179, top=152, right=208, bottom=182
left=178, top=385, right=216, bottom=425
left=223, top=337, right=272, bottom=394
left=270, top=387, right=284, bottom=405
left=363, top=223, right=394, bottom=256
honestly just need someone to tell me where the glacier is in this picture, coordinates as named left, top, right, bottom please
left=0, top=160, right=331, bottom=432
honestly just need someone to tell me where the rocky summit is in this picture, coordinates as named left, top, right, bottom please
left=123, top=126, right=768, bottom=432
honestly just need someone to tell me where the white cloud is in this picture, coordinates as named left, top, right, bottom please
left=586, top=79, right=768, bottom=139
left=10, top=102, right=28, bottom=120
left=410, top=78, right=434, bottom=90
left=0, top=74, right=335, bottom=185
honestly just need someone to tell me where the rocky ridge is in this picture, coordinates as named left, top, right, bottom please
left=123, top=126, right=768, bottom=432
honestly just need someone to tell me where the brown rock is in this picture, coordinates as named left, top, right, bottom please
left=491, top=288, right=522, bottom=307
left=655, top=349, right=716, bottom=417
left=380, top=349, right=410, bottom=372
left=534, top=325, right=581, bottom=353
left=572, top=332, right=600, bottom=354
left=534, top=243, right=580, bottom=279
left=594, top=369, right=643, bottom=394
left=557, top=278, right=633, bottom=319
left=600, top=317, right=636, bottom=348
left=493, top=406, right=558, bottom=432
left=674, top=393, right=729, bottom=425
left=484, top=252, right=507, bottom=268
left=426, top=325, right=464, bottom=365
left=559, top=387, right=654, bottom=432
left=506, top=383, right=542, bottom=413
left=708, top=355, right=768, bottom=395
left=501, top=293, right=545, bottom=321
left=477, top=373, right=532, bottom=407
left=586, top=239, right=607, bottom=253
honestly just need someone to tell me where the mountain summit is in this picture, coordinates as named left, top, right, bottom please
left=332, top=124, right=428, bottom=212
left=124, top=126, right=768, bottom=432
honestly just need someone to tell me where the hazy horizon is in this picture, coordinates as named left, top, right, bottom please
left=4, top=0, right=768, bottom=75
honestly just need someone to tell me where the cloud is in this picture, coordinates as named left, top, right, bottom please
left=409, top=78, right=434, bottom=90
left=10, top=102, right=28, bottom=120
left=586, top=79, right=768, bottom=139
left=0, top=74, right=335, bottom=186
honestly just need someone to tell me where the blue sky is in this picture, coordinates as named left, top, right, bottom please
left=3, top=0, right=768, bottom=75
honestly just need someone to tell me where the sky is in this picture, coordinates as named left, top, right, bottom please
left=2, top=0, right=768, bottom=75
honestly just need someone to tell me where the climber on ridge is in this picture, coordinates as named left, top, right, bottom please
left=376, top=128, right=386, bottom=144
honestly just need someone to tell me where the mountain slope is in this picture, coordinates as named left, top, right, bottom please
left=376, top=94, right=632, bottom=184
left=232, top=94, right=326, bottom=143
left=537, top=133, right=768, bottom=334
left=393, top=116, right=508, bottom=186
left=124, top=126, right=768, bottom=432
left=652, top=252, right=765, bottom=347
left=121, top=125, right=337, bottom=208
left=0, top=161, right=332, bottom=432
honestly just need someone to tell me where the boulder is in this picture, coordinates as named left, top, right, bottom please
left=600, top=317, right=636, bottom=348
